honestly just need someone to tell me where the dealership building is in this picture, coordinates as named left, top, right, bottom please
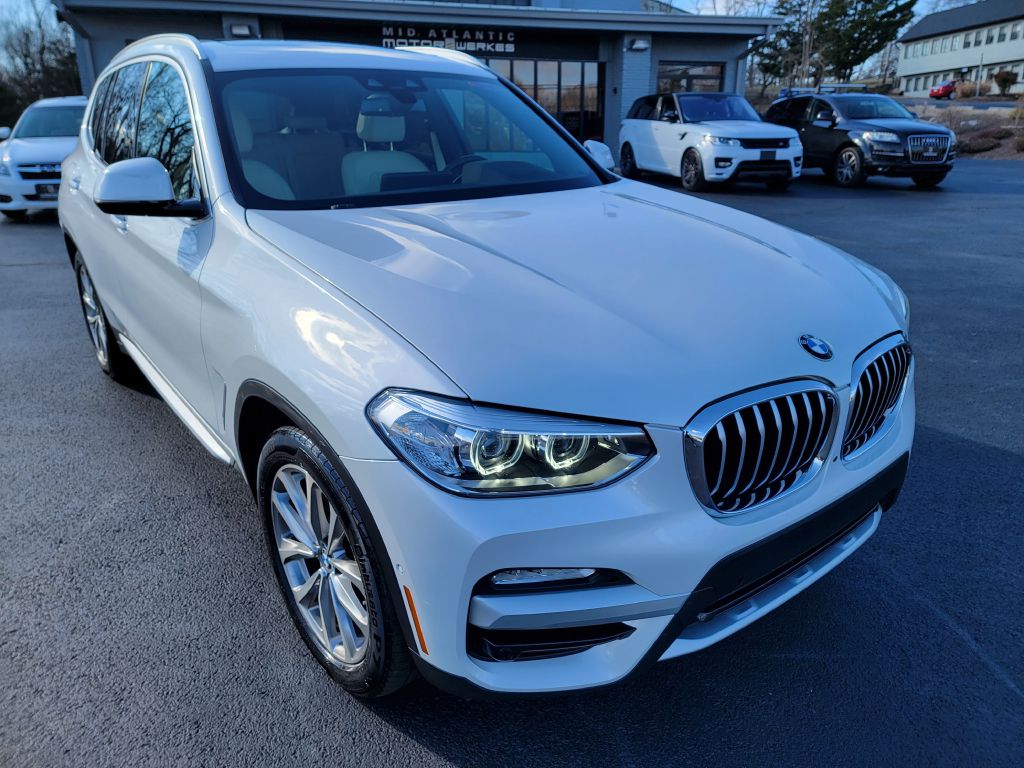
left=53, top=0, right=778, bottom=150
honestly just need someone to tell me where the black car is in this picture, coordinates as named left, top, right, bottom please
left=764, top=92, right=956, bottom=188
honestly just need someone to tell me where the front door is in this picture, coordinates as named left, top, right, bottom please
left=801, top=98, right=840, bottom=166
left=115, top=60, right=216, bottom=423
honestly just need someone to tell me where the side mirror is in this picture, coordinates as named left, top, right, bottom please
left=812, top=110, right=835, bottom=128
left=583, top=139, right=615, bottom=171
left=661, top=111, right=679, bottom=123
left=0, top=127, right=10, bottom=141
left=94, top=157, right=203, bottom=217
left=909, top=110, right=919, bottom=119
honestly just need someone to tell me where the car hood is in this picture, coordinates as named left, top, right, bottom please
left=0, top=136, right=78, bottom=166
left=851, top=118, right=950, bottom=135
left=246, top=182, right=903, bottom=426
left=688, top=120, right=798, bottom=139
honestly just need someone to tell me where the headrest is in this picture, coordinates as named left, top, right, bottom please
left=357, top=93, right=406, bottom=144
left=286, top=115, right=328, bottom=133
left=230, top=106, right=253, bottom=153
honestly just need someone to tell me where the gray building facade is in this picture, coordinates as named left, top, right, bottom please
left=54, top=0, right=777, bottom=151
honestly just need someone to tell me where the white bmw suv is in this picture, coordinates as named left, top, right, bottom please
left=0, top=96, right=87, bottom=219
left=59, top=36, right=913, bottom=698
left=619, top=92, right=802, bottom=192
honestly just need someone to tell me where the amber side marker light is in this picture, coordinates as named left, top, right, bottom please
left=403, top=585, right=429, bottom=655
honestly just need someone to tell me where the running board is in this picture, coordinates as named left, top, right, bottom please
left=118, top=334, right=234, bottom=465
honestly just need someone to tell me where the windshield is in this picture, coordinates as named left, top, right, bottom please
left=215, top=69, right=606, bottom=210
left=13, top=105, right=85, bottom=138
left=836, top=96, right=914, bottom=120
left=677, top=94, right=761, bottom=123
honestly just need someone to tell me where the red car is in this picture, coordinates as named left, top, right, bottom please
left=930, top=80, right=959, bottom=99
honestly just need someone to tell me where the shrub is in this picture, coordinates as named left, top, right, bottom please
left=956, top=81, right=977, bottom=98
left=1017, top=135, right=1024, bottom=153
left=957, top=136, right=999, bottom=154
left=994, top=70, right=1019, bottom=96
left=978, top=127, right=1014, bottom=140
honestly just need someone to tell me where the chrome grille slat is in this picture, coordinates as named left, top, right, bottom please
left=842, top=339, right=912, bottom=459
left=686, top=383, right=838, bottom=515
left=907, top=134, right=950, bottom=164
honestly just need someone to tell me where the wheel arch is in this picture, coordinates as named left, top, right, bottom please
left=233, top=379, right=421, bottom=657
left=62, top=229, right=78, bottom=266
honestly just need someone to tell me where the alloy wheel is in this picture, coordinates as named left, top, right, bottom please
left=270, top=463, right=369, bottom=665
left=79, top=267, right=109, bottom=367
left=836, top=148, right=860, bottom=185
left=621, top=145, right=636, bottom=177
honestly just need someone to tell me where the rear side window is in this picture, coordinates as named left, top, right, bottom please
left=627, top=96, right=658, bottom=120
left=89, top=75, right=114, bottom=153
left=101, top=62, right=149, bottom=165
left=136, top=62, right=197, bottom=201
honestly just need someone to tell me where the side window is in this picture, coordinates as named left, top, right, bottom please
left=811, top=99, right=833, bottom=123
left=659, top=97, right=679, bottom=122
left=101, top=62, right=148, bottom=165
left=89, top=75, right=113, bottom=154
left=787, top=97, right=812, bottom=123
left=626, top=97, right=645, bottom=120
left=136, top=62, right=197, bottom=201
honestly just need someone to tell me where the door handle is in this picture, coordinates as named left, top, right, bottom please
left=112, top=215, right=128, bottom=234
left=69, top=176, right=81, bottom=192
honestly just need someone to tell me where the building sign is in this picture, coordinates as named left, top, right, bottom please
left=382, top=25, right=519, bottom=54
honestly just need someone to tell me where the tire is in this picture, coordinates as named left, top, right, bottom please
left=2, top=210, right=27, bottom=221
left=949, top=91, right=957, bottom=100
left=73, top=252, right=134, bottom=382
left=831, top=146, right=866, bottom=187
left=912, top=172, right=947, bottom=189
left=765, top=178, right=792, bottom=192
left=258, top=427, right=416, bottom=698
left=681, top=149, right=708, bottom=192
left=619, top=143, right=640, bottom=179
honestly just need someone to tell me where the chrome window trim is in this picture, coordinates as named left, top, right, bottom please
left=842, top=333, right=912, bottom=463
left=683, top=379, right=840, bottom=518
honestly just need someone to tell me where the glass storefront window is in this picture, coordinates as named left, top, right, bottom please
left=484, top=57, right=603, bottom=141
left=657, top=62, right=724, bottom=93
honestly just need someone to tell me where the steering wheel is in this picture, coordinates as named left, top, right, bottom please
left=443, top=154, right=486, bottom=183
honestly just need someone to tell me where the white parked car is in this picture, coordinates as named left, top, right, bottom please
left=59, top=36, right=913, bottom=698
left=0, top=96, right=87, bottom=219
left=619, top=92, right=802, bottom=192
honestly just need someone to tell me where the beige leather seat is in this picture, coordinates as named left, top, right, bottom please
left=341, top=96, right=428, bottom=196
left=230, top=106, right=295, bottom=200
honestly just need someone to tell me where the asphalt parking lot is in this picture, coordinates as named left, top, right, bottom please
left=2, top=160, right=1022, bottom=767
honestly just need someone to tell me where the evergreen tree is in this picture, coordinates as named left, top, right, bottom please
left=817, top=0, right=916, bottom=82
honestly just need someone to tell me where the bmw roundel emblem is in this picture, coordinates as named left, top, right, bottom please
left=800, top=334, right=833, bottom=360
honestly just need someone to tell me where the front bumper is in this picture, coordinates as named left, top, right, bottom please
left=699, top=144, right=802, bottom=183
left=859, top=140, right=956, bottom=177
left=344, top=370, right=915, bottom=696
left=0, top=173, right=61, bottom=211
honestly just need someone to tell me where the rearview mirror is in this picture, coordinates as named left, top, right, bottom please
left=94, top=157, right=203, bottom=217
left=0, top=127, right=10, bottom=141
left=583, top=140, right=615, bottom=171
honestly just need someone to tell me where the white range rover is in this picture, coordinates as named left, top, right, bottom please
left=619, top=92, right=803, bottom=192
left=59, top=36, right=913, bottom=698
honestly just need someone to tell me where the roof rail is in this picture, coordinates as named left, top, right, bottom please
left=117, top=33, right=205, bottom=61
left=779, top=83, right=868, bottom=98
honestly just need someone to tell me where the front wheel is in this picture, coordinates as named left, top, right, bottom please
left=619, top=143, right=640, bottom=179
left=948, top=91, right=957, bottom=100
left=831, top=146, right=866, bottom=187
left=681, top=150, right=708, bottom=192
left=74, top=252, right=134, bottom=381
left=912, top=172, right=947, bottom=189
left=258, top=427, right=416, bottom=698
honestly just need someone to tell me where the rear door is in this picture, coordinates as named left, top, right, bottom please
left=114, top=60, right=217, bottom=423
left=629, top=96, right=661, bottom=170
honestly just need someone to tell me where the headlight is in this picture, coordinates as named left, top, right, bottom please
left=367, top=389, right=653, bottom=495
left=863, top=131, right=900, bottom=144
left=702, top=135, right=740, bottom=147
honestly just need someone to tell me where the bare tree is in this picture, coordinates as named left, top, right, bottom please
left=0, top=0, right=81, bottom=126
